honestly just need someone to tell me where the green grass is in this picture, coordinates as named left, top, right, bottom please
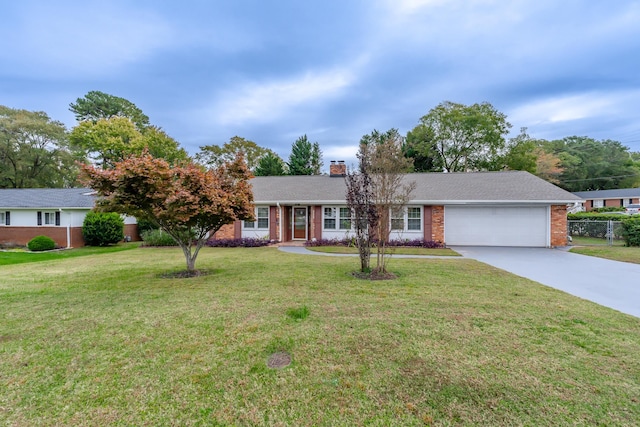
left=570, top=236, right=625, bottom=246
left=1, top=247, right=639, bottom=425
left=570, top=246, right=640, bottom=264
left=307, top=246, right=460, bottom=256
left=0, top=243, right=140, bottom=266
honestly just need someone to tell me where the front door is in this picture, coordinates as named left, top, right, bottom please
left=293, top=207, right=307, bottom=240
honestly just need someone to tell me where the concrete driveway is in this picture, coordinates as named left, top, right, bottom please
left=453, top=246, right=640, bottom=318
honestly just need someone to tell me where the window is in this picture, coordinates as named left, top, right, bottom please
left=0, top=211, right=7, bottom=226
left=407, top=207, right=421, bottom=230
left=38, top=211, right=59, bottom=226
left=339, top=208, right=351, bottom=230
left=391, top=208, right=404, bottom=231
left=391, top=207, right=421, bottom=231
left=324, top=207, right=336, bottom=229
left=244, top=207, right=269, bottom=229
left=324, top=207, right=352, bottom=230
left=44, top=212, right=56, bottom=225
left=593, top=200, right=603, bottom=208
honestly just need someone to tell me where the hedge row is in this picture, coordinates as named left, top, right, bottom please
left=304, top=238, right=443, bottom=248
left=567, top=212, right=637, bottom=221
left=206, top=238, right=273, bottom=248
left=622, top=217, right=640, bottom=246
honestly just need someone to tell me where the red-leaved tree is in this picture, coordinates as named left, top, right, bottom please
left=82, top=152, right=254, bottom=273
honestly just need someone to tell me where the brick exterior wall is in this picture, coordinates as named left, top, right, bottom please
left=312, top=206, right=322, bottom=241
left=0, top=226, right=84, bottom=247
left=124, top=224, right=141, bottom=242
left=212, top=223, right=235, bottom=240
left=431, top=206, right=445, bottom=243
left=550, top=204, right=568, bottom=247
left=269, top=206, right=278, bottom=240
left=1, top=224, right=141, bottom=248
left=584, top=197, right=640, bottom=211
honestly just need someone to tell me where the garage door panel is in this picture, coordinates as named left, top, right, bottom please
left=445, top=206, right=548, bottom=247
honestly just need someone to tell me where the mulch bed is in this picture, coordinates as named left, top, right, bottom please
left=160, top=269, right=211, bottom=279
left=351, top=270, right=397, bottom=280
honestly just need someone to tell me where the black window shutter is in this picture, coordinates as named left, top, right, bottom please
left=37, top=211, right=42, bottom=226
left=55, top=211, right=61, bottom=226
left=5, top=211, right=9, bottom=226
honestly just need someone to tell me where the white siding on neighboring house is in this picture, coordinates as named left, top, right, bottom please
left=6, top=209, right=91, bottom=227
left=6, top=210, right=42, bottom=226
left=123, top=215, right=137, bottom=225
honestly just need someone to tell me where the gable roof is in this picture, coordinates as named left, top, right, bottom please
left=573, top=187, right=640, bottom=199
left=251, top=171, right=581, bottom=204
left=0, top=188, right=96, bottom=209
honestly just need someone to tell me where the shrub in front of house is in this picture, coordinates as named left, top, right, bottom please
left=591, top=207, right=625, bottom=213
left=304, top=238, right=443, bottom=248
left=82, top=212, right=125, bottom=246
left=304, top=238, right=353, bottom=247
left=27, top=235, right=56, bottom=252
left=621, top=217, right=640, bottom=246
left=567, top=212, right=635, bottom=221
left=383, top=239, right=444, bottom=248
left=140, top=229, right=179, bottom=246
left=206, top=238, right=273, bottom=248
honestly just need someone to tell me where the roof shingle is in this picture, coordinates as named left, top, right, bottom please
left=250, top=171, right=580, bottom=204
left=0, top=188, right=95, bottom=208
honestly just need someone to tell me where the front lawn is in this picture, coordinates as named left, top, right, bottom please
left=306, top=246, right=460, bottom=256
left=1, top=247, right=639, bottom=425
left=0, top=242, right=140, bottom=266
left=570, top=246, right=640, bottom=264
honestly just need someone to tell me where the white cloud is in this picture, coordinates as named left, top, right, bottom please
left=392, top=0, right=447, bottom=14
left=210, top=68, right=356, bottom=126
left=323, top=144, right=359, bottom=161
left=508, top=91, right=640, bottom=127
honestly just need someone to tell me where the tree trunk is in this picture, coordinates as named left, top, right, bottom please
left=180, top=243, right=196, bottom=272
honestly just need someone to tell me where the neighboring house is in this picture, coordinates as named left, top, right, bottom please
left=0, top=188, right=138, bottom=248
left=213, top=162, right=581, bottom=247
left=573, top=188, right=640, bottom=211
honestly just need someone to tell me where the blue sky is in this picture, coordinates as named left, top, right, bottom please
left=2, top=0, right=639, bottom=168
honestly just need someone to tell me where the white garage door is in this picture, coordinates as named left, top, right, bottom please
left=445, top=206, right=549, bottom=247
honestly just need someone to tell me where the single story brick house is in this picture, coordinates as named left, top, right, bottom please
left=572, top=188, right=640, bottom=211
left=214, top=163, right=581, bottom=247
left=0, top=188, right=139, bottom=248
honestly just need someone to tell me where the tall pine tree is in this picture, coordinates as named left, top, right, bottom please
left=287, top=135, right=323, bottom=175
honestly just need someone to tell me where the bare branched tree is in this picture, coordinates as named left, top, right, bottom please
left=346, top=129, right=415, bottom=275
left=345, top=143, right=378, bottom=272
left=367, top=131, right=415, bottom=273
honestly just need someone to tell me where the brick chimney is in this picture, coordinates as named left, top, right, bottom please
left=329, top=160, right=346, bottom=177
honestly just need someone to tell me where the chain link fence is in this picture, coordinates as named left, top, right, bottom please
left=567, top=220, right=624, bottom=246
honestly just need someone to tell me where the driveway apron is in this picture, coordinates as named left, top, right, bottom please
left=453, top=246, right=640, bottom=318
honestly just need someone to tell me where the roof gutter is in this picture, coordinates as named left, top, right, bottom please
left=252, top=199, right=583, bottom=205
